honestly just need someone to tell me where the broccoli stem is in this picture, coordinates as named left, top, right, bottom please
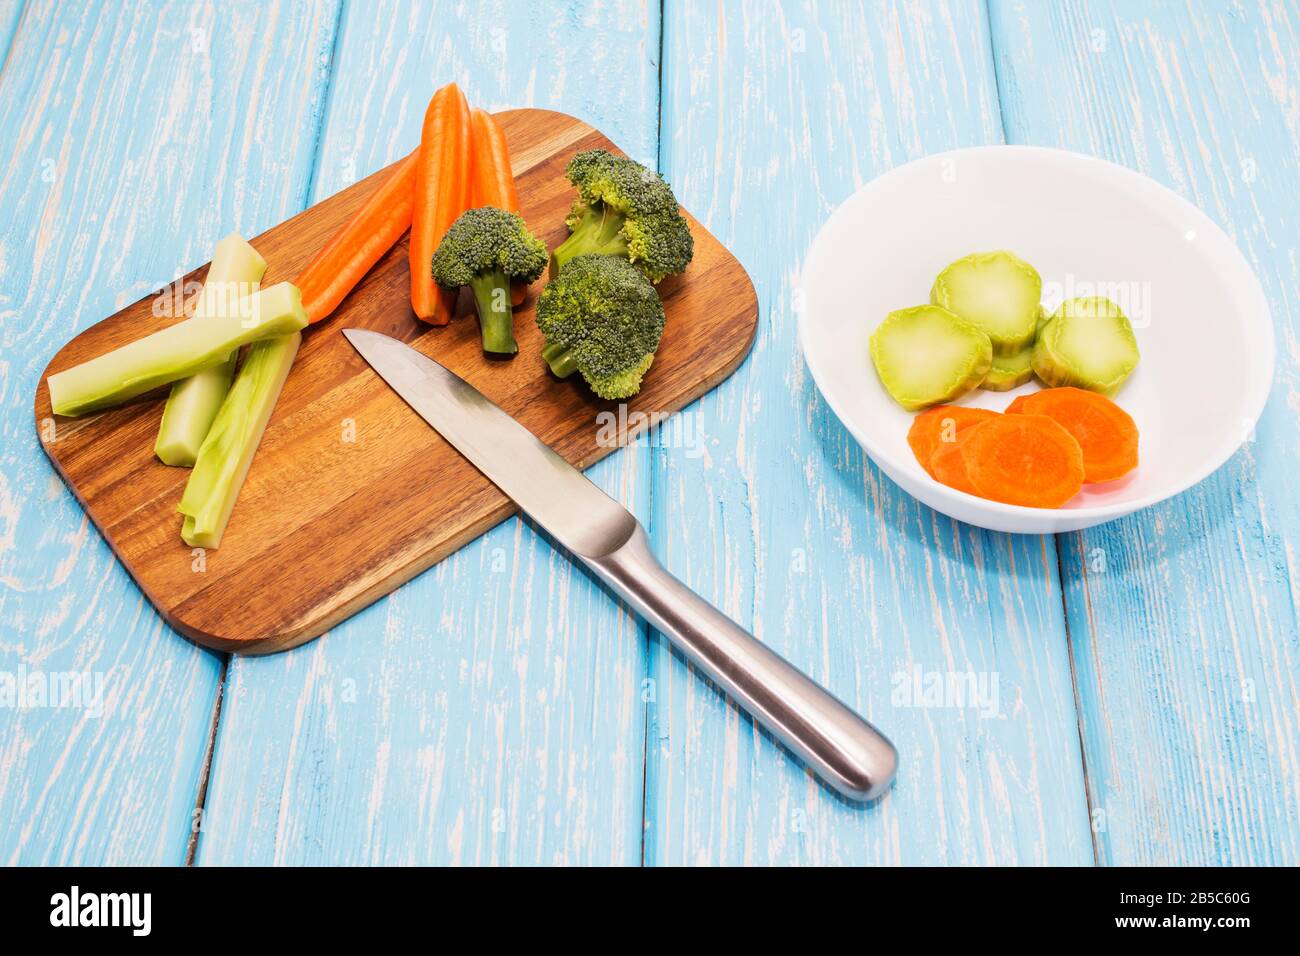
left=468, top=268, right=517, bottom=354
left=541, top=341, right=581, bottom=378
left=550, top=203, right=629, bottom=277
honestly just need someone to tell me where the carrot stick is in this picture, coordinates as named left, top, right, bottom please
left=295, top=151, right=418, bottom=324
left=962, top=414, right=1085, bottom=508
left=1006, top=387, right=1138, bottom=482
left=468, top=108, right=527, bottom=307
left=908, top=405, right=999, bottom=479
left=411, top=83, right=471, bottom=324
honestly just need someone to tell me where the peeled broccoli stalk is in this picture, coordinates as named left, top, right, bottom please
left=981, top=342, right=1035, bottom=391
left=430, top=206, right=548, bottom=356
left=156, top=352, right=240, bottom=466
left=535, top=254, right=665, bottom=400
left=930, top=250, right=1041, bottom=356
left=48, top=282, right=308, bottom=417
left=178, top=331, right=300, bottom=549
left=155, top=234, right=268, bottom=466
left=550, top=149, right=693, bottom=283
left=1032, top=296, right=1139, bottom=393
left=468, top=268, right=517, bottom=354
left=870, top=304, right=992, bottom=410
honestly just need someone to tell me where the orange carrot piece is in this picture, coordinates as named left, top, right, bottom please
left=468, top=108, right=528, bottom=308
left=295, top=152, right=418, bottom=324
left=1006, top=387, right=1138, bottom=482
left=1003, top=394, right=1033, bottom=414
left=469, top=108, right=519, bottom=211
left=962, top=414, right=1085, bottom=508
left=930, top=430, right=984, bottom=495
left=411, top=83, right=471, bottom=324
left=908, top=406, right=999, bottom=479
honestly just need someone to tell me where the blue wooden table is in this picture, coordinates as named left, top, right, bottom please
left=1, top=0, right=1296, bottom=866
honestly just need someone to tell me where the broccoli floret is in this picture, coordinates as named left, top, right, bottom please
left=550, top=149, right=694, bottom=283
left=536, top=255, right=665, bottom=400
left=431, top=206, right=548, bottom=354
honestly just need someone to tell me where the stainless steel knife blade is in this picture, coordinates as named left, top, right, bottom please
left=344, top=328, right=898, bottom=801
left=343, top=328, right=635, bottom=559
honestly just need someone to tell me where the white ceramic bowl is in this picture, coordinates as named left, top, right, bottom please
left=799, top=146, right=1274, bottom=534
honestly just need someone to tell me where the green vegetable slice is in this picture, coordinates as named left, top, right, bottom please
left=980, top=343, right=1035, bottom=391
left=1032, top=296, right=1139, bottom=393
left=930, top=251, right=1042, bottom=355
left=869, top=304, right=992, bottom=410
left=177, top=332, right=300, bottom=549
left=48, top=282, right=308, bottom=417
left=155, top=235, right=268, bottom=466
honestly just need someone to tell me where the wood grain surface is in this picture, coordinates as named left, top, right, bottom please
left=644, top=0, right=1091, bottom=866
left=2, top=0, right=1296, bottom=868
left=990, top=0, right=1300, bottom=866
left=0, top=0, right=344, bottom=865
left=194, top=0, right=664, bottom=866
left=34, top=107, right=758, bottom=654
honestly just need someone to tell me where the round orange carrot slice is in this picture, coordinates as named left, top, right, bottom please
left=1003, top=393, right=1033, bottom=414
left=907, top=406, right=999, bottom=478
left=961, top=414, right=1085, bottom=508
left=1007, top=387, right=1138, bottom=482
left=930, top=430, right=984, bottom=495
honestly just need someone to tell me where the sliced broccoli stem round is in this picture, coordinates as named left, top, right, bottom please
left=550, top=203, right=630, bottom=277
left=468, top=269, right=517, bottom=355
left=541, top=341, right=581, bottom=378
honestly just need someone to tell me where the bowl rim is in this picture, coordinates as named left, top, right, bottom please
left=798, top=144, right=1276, bottom=525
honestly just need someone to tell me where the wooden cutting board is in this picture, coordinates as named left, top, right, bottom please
left=34, top=109, right=758, bottom=654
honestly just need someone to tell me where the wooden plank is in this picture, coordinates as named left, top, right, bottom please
left=988, top=0, right=1300, bottom=865
left=0, top=1, right=23, bottom=70
left=0, top=0, right=340, bottom=864
left=35, top=109, right=757, bottom=653
left=645, top=0, right=1092, bottom=864
left=195, top=0, right=663, bottom=865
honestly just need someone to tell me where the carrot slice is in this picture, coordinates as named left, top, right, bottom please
left=907, top=405, right=999, bottom=478
left=962, top=414, right=1085, bottom=508
left=1003, top=394, right=1032, bottom=414
left=467, top=107, right=527, bottom=307
left=411, top=83, right=471, bottom=324
left=295, top=151, right=417, bottom=324
left=930, top=429, right=984, bottom=495
left=1006, top=387, right=1138, bottom=482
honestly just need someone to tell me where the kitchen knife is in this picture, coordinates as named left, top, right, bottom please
left=343, top=328, right=898, bottom=801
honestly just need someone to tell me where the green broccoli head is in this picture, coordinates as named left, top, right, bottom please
left=551, top=150, right=694, bottom=283
left=431, top=206, right=548, bottom=355
left=431, top=206, right=548, bottom=288
left=536, top=254, right=666, bottom=400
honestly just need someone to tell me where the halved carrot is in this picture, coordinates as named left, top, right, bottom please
left=962, top=414, right=1085, bottom=508
left=411, top=83, right=471, bottom=324
left=1006, top=387, right=1138, bottom=482
left=295, top=151, right=417, bottom=324
left=930, top=430, right=984, bottom=495
left=468, top=107, right=527, bottom=307
left=908, top=405, right=999, bottom=478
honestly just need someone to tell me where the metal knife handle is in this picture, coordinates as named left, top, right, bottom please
left=582, top=523, right=897, bottom=802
